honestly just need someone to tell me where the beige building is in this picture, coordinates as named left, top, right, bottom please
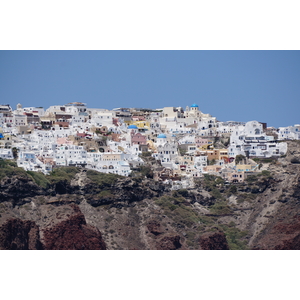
left=203, top=149, right=228, bottom=161
left=203, top=165, right=222, bottom=173
left=226, top=171, right=245, bottom=183
left=102, top=153, right=121, bottom=161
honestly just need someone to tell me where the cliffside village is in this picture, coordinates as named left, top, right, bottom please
left=0, top=102, right=298, bottom=189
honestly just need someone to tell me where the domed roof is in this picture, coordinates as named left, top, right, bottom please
left=128, top=124, right=138, bottom=129
left=191, top=103, right=199, bottom=107
left=157, top=134, right=167, bottom=138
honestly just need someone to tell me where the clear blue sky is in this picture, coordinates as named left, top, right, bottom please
left=0, top=51, right=299, bottom=127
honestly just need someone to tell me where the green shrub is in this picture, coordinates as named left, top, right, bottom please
left=235, top=155, right=246, bottom=164
left=155, top=196, right=200, bottom=228
left=215, top=177, right=225, bottom=185
left=216, top=224, right=248, bottom=250
left=198, top=215, right=215, bottom=225
left=263, top=158, right=274, bottom=163
left=86, top=170, right=122, bottom=188
left=177, top=189, right=189, bottom=197
left=228, top=185, right=237, bottom=194
left=246, top=175, right=258, bottom=182
left=27, top=171, right=50, bottom=189
left=0, top=159, right=29, bottom=180
left=237, top=193, right=257, bottom=203
left=210, top=201, right=232, bottom=215
left=204, top=174, right=216, bottom=182
left=224, top=227, right=248, bottom=250
left=139, top=166, right=153, bottom=178
left=210, top=187, right=224, bottom=200
left=208, top=159, right=216, bottom=165
left=140, top=151, right=152, bottom=157
left=98, top=190, right=113, bottom=199
left=47, top=167, right=80, bottom=184
left=178, top=146, right=187, bottom=156
left=261, top=170, right=270, bottom=176
left=253, top=157, right=274, bottom=164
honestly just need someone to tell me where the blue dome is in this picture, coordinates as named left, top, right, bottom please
left=128, top=125, right=138, bottom=129
left=157, top=134, right=167, bottom=138
left=191, top=103, right=199, bottom=108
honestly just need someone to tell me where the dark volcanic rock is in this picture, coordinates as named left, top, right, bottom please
left=0, top=218, right=43, bottom=250
left=199, top=231, right=229, bottom=250
left=86, top=177, right=168, bottom=207
left=156, top=235, right=181, bottom=250
left=147, top=219, right=163, bottom=235
left=41, top=205, right=106, bottom=250
left=0, top=176, right=44, bottom=205
left=254, top=216, right=300, bottom=250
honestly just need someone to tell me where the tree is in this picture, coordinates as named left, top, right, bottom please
left=208, top=159, right=216, bottom=165
left=12, top=147, right=18, bottom=160
left=235, top=154, right=246, bottom=164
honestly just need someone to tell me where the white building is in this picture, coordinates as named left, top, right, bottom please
left=17, top=150, right=52, bottom=174
left=278, top=125, right=300, bottom=140
left=193, top=155, right=207, bottom=173
left=54, top=145, right=87, bottom=166
left=152, top=134, right=179, bottom=168
left=0, top=148, right=13, bottom=159
left=228, top=120, right=287, bottom=158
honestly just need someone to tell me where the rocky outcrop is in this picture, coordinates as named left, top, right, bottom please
left=41, top=205, right=106, bottom=250
left=253, top=216, right=300, bottom=250
left=147, top=219, right=163, bottom=235
left=274, top=234, right=300, bottom=250
left=0, top=205, right=106, bottom=250
left=156, top=235, right=182, bottom=250
left=199, top=231, right=229, bottom=250
left=86, top=177, right=169, bottom=207
left=0, top=218, right=43, bottom=250
left=2, top=143, right=300, bottom=250
left=0, top=176, right=44, bottom=205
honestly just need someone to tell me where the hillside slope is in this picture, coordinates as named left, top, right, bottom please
left=1, top=141, right=300, bottom=250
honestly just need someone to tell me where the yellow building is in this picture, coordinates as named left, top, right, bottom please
left=198, top=144, right=214, bottom=151
left=147, top=140, right=156, bottom=151
left=202, top=149, right=228, bottom=161
left=127, top=120, right=150, bottom=129
left=0, top=131, right=12, bottom=149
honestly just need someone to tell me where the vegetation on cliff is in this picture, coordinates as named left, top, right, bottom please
left=1, top=141, right=300, bottom=249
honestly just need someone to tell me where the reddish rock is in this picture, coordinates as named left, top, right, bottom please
left=254, top=216, right=300, bottom=250
left=274, top=234, right=300, bottom=250
left=41, top=207, right=106, bottom=250
left=199, top=231, right=229, bottom=250
left=156, top=235, right=181, bottom=250
left=0, top=205, right=106, bottom=250
left=0, top=219, right=43, bottom=250
left=147, top=219, right=163, bottom=235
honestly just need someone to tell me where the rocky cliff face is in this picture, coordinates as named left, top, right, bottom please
left=1, top=141, right=300, bottom=250
left=41, top=206, right=106, bottom=250
left=0, top=204, right=106, bottom=250
left=199, top=231, right=229, bottom=250
left=0, top=218, right=43, bottom=250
